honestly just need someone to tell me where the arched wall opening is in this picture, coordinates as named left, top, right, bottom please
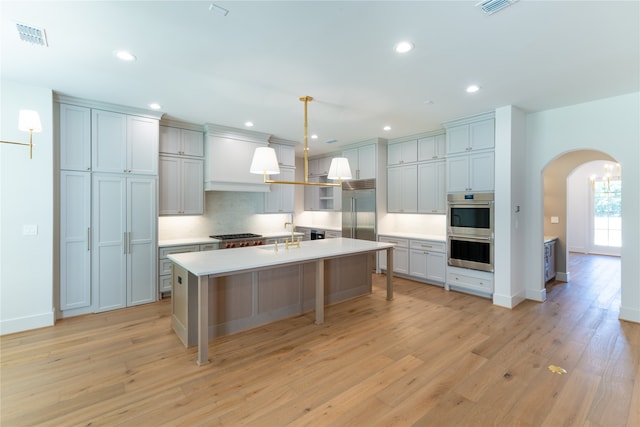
left=542, top=150, right=617, bottom=282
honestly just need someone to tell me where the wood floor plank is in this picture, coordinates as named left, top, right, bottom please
left=1, top=254, right=638, bottom=426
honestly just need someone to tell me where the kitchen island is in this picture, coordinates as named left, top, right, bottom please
left=168, top=237, right=395, bottom=365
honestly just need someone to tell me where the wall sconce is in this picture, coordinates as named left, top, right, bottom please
left=250, top=96, right=352, bottom=187
left=0, top=110, right=42, bottom=159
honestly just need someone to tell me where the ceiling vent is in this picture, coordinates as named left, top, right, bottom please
left=15, top=22, right=48, bottom=46
left=476, top=0, right=518, bottom=15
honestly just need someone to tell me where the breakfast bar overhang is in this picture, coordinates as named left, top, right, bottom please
left=168, top=237, right=395, bottom=365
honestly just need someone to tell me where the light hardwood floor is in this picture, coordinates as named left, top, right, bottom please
left=2, top=254, right=639, bottom=426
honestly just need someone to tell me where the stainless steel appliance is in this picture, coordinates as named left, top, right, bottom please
left=209, top=233, right=265, bottom=249
left=342, top=179, right=376, bottom=241
left=447, top=193, right=494, bottom=272
left=311, top=230, right=325, bottom=240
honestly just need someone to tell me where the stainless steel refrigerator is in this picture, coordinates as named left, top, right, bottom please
left=342, top=179, right=376, bottom=241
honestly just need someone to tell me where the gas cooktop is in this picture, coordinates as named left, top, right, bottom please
left=209, top=233, right=262, bottom=240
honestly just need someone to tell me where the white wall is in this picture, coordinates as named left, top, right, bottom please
left=0, top=80, right=55, bottom=334
left=524, top=92, right=640, bottom=323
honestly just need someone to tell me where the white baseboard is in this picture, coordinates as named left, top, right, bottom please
left=0, top=310, right=55, bottom=335
left=493, top=290, right=526, bottom=309
left=556, top=271, right=570, bottom=282
left=525, top=287, right=547, bottom=302
left=619, top=305, right=640, bottom=324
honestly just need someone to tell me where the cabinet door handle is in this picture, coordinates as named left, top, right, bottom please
left=87, top=228, right=91, bottom=251
left=124, top=232, right=128, bottom=254
left=128, top=232, right=132, bottom=254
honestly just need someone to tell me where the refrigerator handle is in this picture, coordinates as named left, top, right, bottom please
left=353, top=198, right=357, bottom=238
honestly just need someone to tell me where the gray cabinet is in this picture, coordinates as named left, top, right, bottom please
left=344, top=144, right=377, bottom=180
left=446, top=118, right=494, bottom=155
left=159, top=155, right=204, bottom=215
left=92, top=110, right=159, bottom=175
left=59, top=104, right=91, bottom=171
left=409, top=240, right=446, bottom=285
left=59, top=171, right=92, bottom=313
left=387, top=165, right=418, bottom=213
left=264, top=167, right=295, bottom=213
left=378, top=236, right=409, bottom=275
left=544, top=239, right=556, bottom=282
left=388, top=140, right=417, bottom=165
left=160, top=125, right=204, bottom=157
left=418, top=134, right=446, bottom=161
left=92, top=174, right=157, bottom=311
left=446, top=151, right=494, bottom=193
left=418, top=160, right=446, bottom=214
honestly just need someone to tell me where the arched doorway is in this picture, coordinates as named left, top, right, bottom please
left=541, top=149, right=620, bottom=292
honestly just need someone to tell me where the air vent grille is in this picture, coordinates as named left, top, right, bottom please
left=476, top=0, right=518, bottom=15
left=16, top=22, right=48, bottom=46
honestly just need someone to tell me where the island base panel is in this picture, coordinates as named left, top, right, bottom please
left=172, top=253, right=372, bottom=347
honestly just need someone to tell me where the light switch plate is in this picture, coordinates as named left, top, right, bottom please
left=550, top=216, right=559, bottom=224
left=23, top=224, right=38, bottom=236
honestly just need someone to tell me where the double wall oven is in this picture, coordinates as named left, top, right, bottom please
left=447, top=193, right=494, bottom=272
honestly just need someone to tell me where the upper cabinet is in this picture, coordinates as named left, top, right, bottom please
left=388, top=140, right=417, bottom=166
left=444, top=113, right=495, bottom=194
left=270, top=142, right=296, bottom=168
left=92, top=110, right=159, bottom=175
left=343, top=142, right=378, bottom=180
left=446, top=116, right=494, bottom=155
left=308, top=156, right=333, bottom=177
left=418, top=134, right=446, bottom=161
left=160, top=125, right=204, bottom=157
left=59, top=104, right=91, bottom=171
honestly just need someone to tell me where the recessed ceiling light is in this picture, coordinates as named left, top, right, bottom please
left=149, top=103, right=162, bottom=110
left=423, top=100, right=434, bottom=105
left=383, top=125, right=391, bottom=131
left=311, top=134, right=318, bottom=139
left=115, top=50, right=136, bottom=61
left=244, top=121, right=254, bottom=127
left=466, top=85, right=480, bottom=93
left=394, top=41, right=414, bottom=54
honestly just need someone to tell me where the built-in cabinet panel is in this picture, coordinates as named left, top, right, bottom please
left=447, top=151, right=494, bottom=193
left=159, top=155, right=204, bottom=215
left=388, top=140, right=417, bottom=165
left=418, top=134, right=446, bottom=161
left=446, top=118, right=494, bottom=155
left=160, top=126, right=204, bottom=157
left=264, top=168, right=295, bottom=213
left=379, top=235, right=446, bottom=286
left=59, top=171, right=92, bottom=311
left=418, top=160, right=446, bottom=214
left=271, top=143, right=296, bottom=168
left=92, top=174, right=157, bottom=312
left=59, top=104, right=91, bottom=171
left=303, top=173, right=342, bottom=212
left=92, top=110, right=158, bottom=175
left=344, top=144, right=376, bottom=180
left=58, top=98, right=160, bottom=318
left=387, top=165, right=418, bottom=213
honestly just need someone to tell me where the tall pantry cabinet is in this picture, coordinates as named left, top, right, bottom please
left=57, top=99, right=160, bottom=317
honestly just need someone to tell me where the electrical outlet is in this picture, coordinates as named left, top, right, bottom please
left=23, top=224, right=38, bottom=236
left=550, top=216, right=559, bottom=224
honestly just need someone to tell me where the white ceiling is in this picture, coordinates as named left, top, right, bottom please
left=2, top=1, right=638, bottom=155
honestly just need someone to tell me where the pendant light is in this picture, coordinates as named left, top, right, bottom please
left=250, top=96, right=352, bottom=186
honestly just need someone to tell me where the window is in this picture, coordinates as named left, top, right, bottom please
left=592, top=177, right=621, bottom=247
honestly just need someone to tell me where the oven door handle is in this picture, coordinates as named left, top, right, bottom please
left=448, top=234, right=493, bottom=242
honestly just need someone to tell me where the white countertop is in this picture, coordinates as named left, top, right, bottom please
left=168, top=237, right=394, bottom=277
left=544, top=235, right=559, bottom=243
left=378, top=232, right=446, bottom=242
